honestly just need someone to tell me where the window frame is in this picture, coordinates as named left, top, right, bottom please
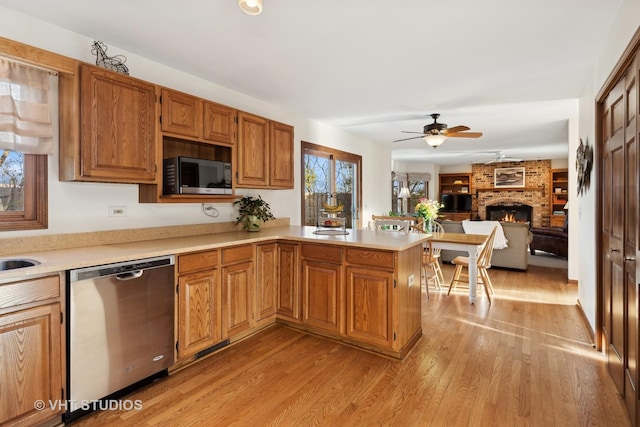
left=0, top=153, right=47, bottom=231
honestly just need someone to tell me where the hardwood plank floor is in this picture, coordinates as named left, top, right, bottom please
left=73, top=265, right=630, bottom=426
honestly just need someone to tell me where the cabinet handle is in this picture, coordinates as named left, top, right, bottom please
left=625, top=256, right=636, bottom=262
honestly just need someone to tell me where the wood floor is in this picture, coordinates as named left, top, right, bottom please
left=74, top=264, right=630, bottom=426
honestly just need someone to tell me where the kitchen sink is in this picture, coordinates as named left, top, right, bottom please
left=0, top=258, right=41, bottom=271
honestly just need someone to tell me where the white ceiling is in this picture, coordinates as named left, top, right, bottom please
left=0, top=0, right=624, bottom=165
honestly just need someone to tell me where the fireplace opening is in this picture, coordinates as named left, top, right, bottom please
left=486, top=203, right=532, bottom=225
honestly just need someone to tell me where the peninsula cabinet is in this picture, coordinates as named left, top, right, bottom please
left=237, top=112, right=294, bottom=189
left=176, top=250, right=222, bottom=360
left=221, top=244, right=255, bottom=340
left=0, top=273, right=64, bottom=427
left=301, top=243, right=345, bottom=335
left=59, top=63, right=157, bottom=183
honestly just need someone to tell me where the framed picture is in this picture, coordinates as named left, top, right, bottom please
left=494, top=167, right=525, bottom=188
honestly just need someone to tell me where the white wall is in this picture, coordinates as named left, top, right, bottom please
left=577, top=0, right=640, bottom=332
left=0, top=6, right=390, bottom=237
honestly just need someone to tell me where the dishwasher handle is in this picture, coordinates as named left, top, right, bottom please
left=116, top=270, right=144, bottom=281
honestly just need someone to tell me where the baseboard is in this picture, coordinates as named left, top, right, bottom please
left=567, top=279, right=578, bottom=285
left=576, top=297, right=596, bottom=347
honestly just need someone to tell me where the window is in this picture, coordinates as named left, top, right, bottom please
left=302, top=141, right=362, bottom=229
left=0, top=150, right=47, bottom=230
left=0, top=57, right=54, bottom=231
left=392, top=172, right=430, bottom=215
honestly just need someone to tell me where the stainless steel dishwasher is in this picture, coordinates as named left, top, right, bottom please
left=66, top=255, right=175, bottom=422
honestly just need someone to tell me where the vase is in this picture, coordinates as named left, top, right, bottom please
left=246, top=215, right=260, bottom=232
left=423, top=218, right=432, bottom=233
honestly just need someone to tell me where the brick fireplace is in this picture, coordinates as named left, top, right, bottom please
left=470, top=160, right=551, bottom=228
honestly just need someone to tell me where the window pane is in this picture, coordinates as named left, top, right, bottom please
left=304, top=153, right=330, bottom=226
left=336, top=159, right=356, bottom=228
left=0, top=150, right=24, bottom=212
left=407, top=180, right=426, bottom=214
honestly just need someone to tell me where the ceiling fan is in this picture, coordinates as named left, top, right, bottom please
left=483, top=151, right=523, bottom=164
left=393, top=113, right=483, bottom=148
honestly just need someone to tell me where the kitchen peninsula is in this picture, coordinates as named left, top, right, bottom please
left=0, top=223, right=428, bottom=427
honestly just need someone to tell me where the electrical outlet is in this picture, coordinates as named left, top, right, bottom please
left=408, top=273, right=415, bottom=287
left=109, top=206, right=127, bottom=217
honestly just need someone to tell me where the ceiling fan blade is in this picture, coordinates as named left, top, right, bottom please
left=393, top=135, right=426, bottom=142
left=447, top=132, right=483, bottom=138
left=446, top=125, right=470, bottom=133
left=401, top=131, right=427, bottom=134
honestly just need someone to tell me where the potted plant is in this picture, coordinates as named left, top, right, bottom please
left=233, top=195, right=275, bottom=231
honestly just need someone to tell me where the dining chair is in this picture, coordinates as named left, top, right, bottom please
left=447, top=225, right=498, bottom=303
left=409, top=219, right=441, bottom=297
left=424, top=220, right=445, bottom=290
left=372, top=218, right=412, bottom=233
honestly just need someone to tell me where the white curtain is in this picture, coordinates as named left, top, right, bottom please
left=0, top=57, right=53, bottom=155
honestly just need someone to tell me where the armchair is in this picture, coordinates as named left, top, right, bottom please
left=529, top=217, right=568, bottom=258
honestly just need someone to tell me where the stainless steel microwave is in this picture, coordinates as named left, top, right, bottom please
left=163, top=157, right=232, bottom=195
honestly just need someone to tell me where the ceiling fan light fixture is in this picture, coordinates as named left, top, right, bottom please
left=239, top=0, right=263, bottom=15
left=424, top=133, right=447, bottom=148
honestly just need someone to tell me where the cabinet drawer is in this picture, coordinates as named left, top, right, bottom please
left=302, top=243, right=343, bottom=263
left=221, top=244, right=253, bottom=264
left=0, top=275, right=60, bottom=310
left=346, top=248, right=395, bottom=270
left=178, top=250, right=219, bottom=274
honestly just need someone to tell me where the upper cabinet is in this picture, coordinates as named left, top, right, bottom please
left=59, top=63, right=157, bottom=183
left=237, top=112, right=294, bottom=189
left=160, top=88, right=237, bottom=145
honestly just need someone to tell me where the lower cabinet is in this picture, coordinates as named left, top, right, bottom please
left=0, top=274, right=63, bottom=427
left=345, top=267, right=394, bottom=348
left=276, top=243, right=300, bottom=322
left=176, top=250, right=222, bottom=360
left=301, top=244, right=344, bottom=335
left=256, top=243, right=278, bottom=323
left=221, top=245, right=254, bottom=339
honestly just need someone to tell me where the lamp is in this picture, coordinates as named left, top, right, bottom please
left=424, top=133, right=447, bottom=148
left=398, top=186, right=411, bottom=214
left=239, top=0, right=263, bottom=15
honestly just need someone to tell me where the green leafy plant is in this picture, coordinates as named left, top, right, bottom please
left=233, top=195, right=275, bottom=228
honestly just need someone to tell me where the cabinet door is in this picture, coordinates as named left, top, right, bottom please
left=237, top=112, right=269, bottom=187
left=203, top=101, right=236, bottom=145
left=277, top=243, right=300, bottom=322
left=222, top=261, right=254, bottom=338
left=177, top=269, right=221, bottom=359
left=345, top=267, right=394, bottom=348
left=0, top=303, right=62, bottom=426
left=80, top=64, right=156, bottom=182
left=256, top=243, right=278, bottom=321
left=269, top=121, right=294, bottom=188
left=302, top=259, right=344, bottom=334
left=161, top=88, right=201, bottom=138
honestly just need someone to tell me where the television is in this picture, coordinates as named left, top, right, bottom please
left=440, top=193, right=472, bottom=212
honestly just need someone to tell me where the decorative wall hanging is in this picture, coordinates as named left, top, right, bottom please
left=494, top=167, right=525, bottom=188
left=91, top=41, right=129, bottom=75
left=576, top=138, right=593, bottom=196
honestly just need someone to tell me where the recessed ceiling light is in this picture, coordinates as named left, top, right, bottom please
left=239, top=0, right=263, bottom=15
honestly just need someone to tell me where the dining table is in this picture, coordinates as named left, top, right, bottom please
left=430, top=232, right=490, bottom=303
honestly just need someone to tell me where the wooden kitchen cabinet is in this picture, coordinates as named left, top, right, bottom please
left=301, top=243, right=344, bottom=335
left=276, top=242, right=300, bottom=322
left=161, top=88, right=237, bottom=145
left=60, top=63, right=157, bottom=183
left=0, top=274, right=63, bottom=427
left=176, top=250, right=221, bottom=360
left=237, top=111, right=294, bottom=189
left=221, top=245, right=254, bottom=339
left=256, top=243, right=278, bottom=323
left=161, top=88, right=201, bottom=138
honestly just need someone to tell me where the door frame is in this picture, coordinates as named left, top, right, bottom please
left=301, top=141, right=363, bottom=230
left=596, top=26, right=640, bottom=352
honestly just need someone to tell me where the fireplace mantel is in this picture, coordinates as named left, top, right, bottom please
left=475, top=187, right=545, bottom=193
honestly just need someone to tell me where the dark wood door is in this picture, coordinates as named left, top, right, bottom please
left=601, top=49, right=640, bottom=424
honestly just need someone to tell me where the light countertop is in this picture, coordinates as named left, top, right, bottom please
left=0, top=226, right=430, bottom=282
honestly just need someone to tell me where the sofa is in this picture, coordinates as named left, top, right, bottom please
left=439, top=220, right=533, bottom=270
left=529, top=226, right=568, bottom=258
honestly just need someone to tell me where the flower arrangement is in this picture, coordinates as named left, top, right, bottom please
left=415, top=198, right=443, bottom=222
